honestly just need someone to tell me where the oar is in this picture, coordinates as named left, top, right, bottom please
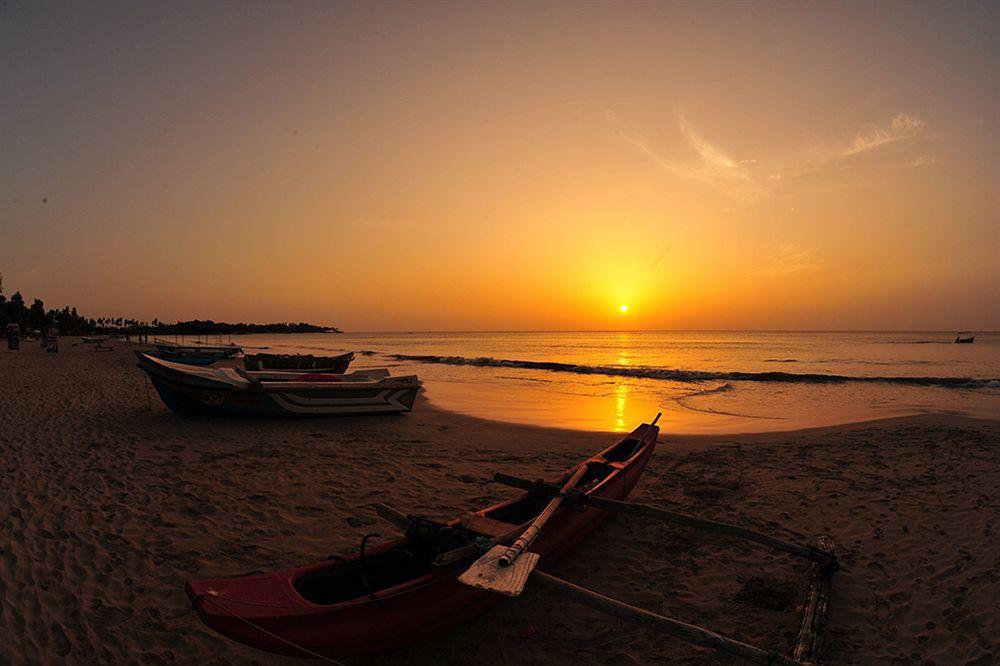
left=458, top=463, right=589, bottom=596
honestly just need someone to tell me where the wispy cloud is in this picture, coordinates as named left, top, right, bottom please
left=894, top=155, right=936, bottom=169
left=609, top=111, right=929, bottom=203
left=680, top=117, right=747, bottom=177
left=607, top=111, right=764, bottom=201
left=752, top=243, right=826, bottom=279
left=842, top=113, right=926, bottom=156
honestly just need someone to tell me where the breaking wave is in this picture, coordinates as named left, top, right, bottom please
left=673, top=383, right=785, bottom=420
left=391, top=354, right=998, bottom=389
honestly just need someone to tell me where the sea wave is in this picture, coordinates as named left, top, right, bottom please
left=678, top=382, right=735, bottom=397
left=391, top=354, right=998, bottom=388
left=674, top=383, right=785, bottom=420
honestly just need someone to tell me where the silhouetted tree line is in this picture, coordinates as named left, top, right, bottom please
left=0, top=291, right=94, bottom=336
left=156, top=320, right=341, bottom=335
left=0, top=277, right=340, bottom=336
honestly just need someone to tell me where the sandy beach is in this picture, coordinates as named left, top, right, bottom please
left=1, top=343, right=997, bottom=665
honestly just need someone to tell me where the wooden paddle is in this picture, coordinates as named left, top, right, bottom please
left=458, top=462, right=589, bottom=596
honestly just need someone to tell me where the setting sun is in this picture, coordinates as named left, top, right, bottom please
left=0, top=4, right=997, bottom=665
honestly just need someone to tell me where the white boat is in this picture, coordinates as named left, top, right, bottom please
left=135, top=353, right=420, bottom=416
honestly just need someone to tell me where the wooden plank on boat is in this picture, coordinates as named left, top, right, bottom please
left=372, top=503, right=412, bottom=530
left=457, top=545, right=540, bottom=597
left=432, top=516, right=537, bottom=567
left=459, top=513, right=518, bottom=538
left=459, top=464, right=588, bottom=595
left=793, top=535, right=837, bottom=663
left=493, top=471, right=543, bottom=492
left=499, top=464, right=589, bottom=567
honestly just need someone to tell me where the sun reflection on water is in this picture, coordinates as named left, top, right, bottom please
left=614, top=382, right=628, bottom=432
left=617, top=332, right=632, bottom=366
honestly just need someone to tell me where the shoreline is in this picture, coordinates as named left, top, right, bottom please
left=233, top=331, right=1000, bottom=435
left=2, top=344, right=997, bottom=663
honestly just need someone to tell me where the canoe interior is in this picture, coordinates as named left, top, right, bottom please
left=293, top=434, right=646, bottom=606
left=295, top=549, right=430, bottom=605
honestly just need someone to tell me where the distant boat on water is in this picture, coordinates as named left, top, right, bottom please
left=955, top=332, right=975, bottom=344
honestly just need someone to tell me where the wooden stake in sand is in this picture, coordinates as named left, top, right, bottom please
left=458, top=463, right=588, bottom=596
left=794, top=535, right=837, bottom=662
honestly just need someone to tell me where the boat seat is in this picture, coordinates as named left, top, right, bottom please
left=460, top=513, right=517, bottom=538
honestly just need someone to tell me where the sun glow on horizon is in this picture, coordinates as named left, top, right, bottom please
left=1, top=2, right=997, bottom=331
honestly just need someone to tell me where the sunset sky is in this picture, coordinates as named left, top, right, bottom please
left=2, top=1, right=997, bottom=331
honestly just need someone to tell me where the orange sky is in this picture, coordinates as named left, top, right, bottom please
left=2, top=1, right=997, bottom=331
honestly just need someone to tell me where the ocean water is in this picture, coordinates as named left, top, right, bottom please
left=214, top=331, right=999, bottom=433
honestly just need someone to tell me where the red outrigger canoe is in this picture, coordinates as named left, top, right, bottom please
left=186, top=420, right=659, bottom=658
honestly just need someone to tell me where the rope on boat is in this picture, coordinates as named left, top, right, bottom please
left=197, top=593, right=344, bottom=664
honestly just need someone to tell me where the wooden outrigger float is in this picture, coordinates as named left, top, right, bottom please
left=186, top=415, right=837, bottom=663
left=458, top=413, right=838, bottom=665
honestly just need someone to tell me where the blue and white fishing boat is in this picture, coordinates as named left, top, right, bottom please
left=135, top=352, right=421, bottom=416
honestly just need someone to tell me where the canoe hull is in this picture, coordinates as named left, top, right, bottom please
left=186, top=424, right=658, bottom=657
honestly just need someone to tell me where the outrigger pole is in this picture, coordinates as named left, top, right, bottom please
left=484, top=472, right=837, bottom=664
left=493, top=473, right=836, bottom=566
left=533, top=571, right=804, bottom=665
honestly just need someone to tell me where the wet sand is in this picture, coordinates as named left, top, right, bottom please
left=1, top=343, right=997, bottom=664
